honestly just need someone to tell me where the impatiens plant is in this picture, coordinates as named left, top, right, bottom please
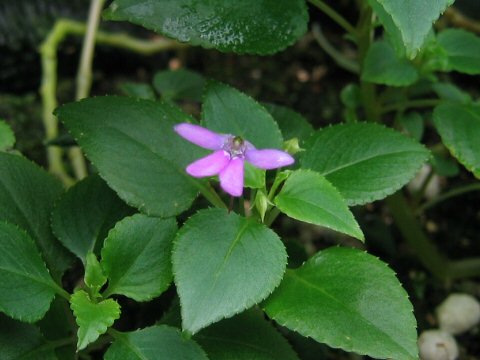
left=1, top=0, right=480, bottom=359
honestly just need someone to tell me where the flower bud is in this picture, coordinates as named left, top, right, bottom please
left=255, top=190, right=270, bottom=222
left=283, top=138, right=302, bottom=155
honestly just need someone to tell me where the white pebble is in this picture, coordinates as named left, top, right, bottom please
left=418, top=330, right=459, bottom=360
left=436, top=293, right=480, bottom=335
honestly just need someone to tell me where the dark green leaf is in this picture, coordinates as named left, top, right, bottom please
left=430, top=153, right=459, bottom=177
left=0, top=222, right=58, bottom=322
left=263, top=247, right=418, bottom=359
left=196, top=309, right=299, bottom=360
left=433, top=103, right=480, bottom=178
left=0, top=153, right=72, bottom=277
left=275, top=170, right=364, bottom=241
left=437, top=29, right=480, bottom=75
left=202, top=81, right=283, bottom=149
left=362, top=40, right=418, bottom=86
left=153, top=69, right=205, bottom=102
left=70, top=290, right=120, bottom=350
left=120, top=82, right=156, bottom=100
left=398, top=112, right=424, bottom=141
left=368, top=0, right=454, bottom=58
left=301, top=123, right=430, bottom=205
left=0, top=119, right=15, bottom=150
left=172, top=208, right=287, bottom=333
left=104, top=0, right=308, bottom=55
left=55, top=96, right=210, bottom=217
left=431, top=82, right=471, bottom=104
left=264, top=104, right=314, bottom=143
left=104, top=325, right=208, bottom=360
left=101, top=214, right=176, bottom=301
left=51, top=175, right=133, bottom=263
left=0, top=315, right=57, bottom=360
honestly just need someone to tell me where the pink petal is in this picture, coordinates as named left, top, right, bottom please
left=174, top=123, right=227, bottom=150
left=186, top=150, right=230, bottom=177
left=219, top=158, right=244, bottom=197
left=245, top=149, right=295, bottom=170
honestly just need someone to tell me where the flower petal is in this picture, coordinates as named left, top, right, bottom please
left=219, top=157, right=244, bottom=197
left=245, top=149, right=295, bottom=170
left=186, top=150, right=230, bottom=177
left=174, top=123, right=227, bottom=150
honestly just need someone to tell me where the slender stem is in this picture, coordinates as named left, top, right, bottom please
left=201, top=182, right=227, bottom=209
left=264, top=207, right=281, bottom=227
left=417, top=183, right=480, bottom=213
left=307, top=0, right=356, bottom=36
left=381, top=99, right=441, bottom=114
left=68, top=0, right=107, bottom=180
left=53, top=284, right=71, bottom=301
left=386, top=193, right=449, bottom=279
left=411, top=166, right=434, bottom=207
left=311, top=24, right=360, bottom=74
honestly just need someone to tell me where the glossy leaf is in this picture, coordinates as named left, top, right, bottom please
left=0, top=153, right=72, bottom=277
left=264, top=103, right=314, bottom=143
left=0, top=222, right=58, bottom=322
left=0, top=119, right=15, bottom=150
left=263, top=247, right=418, bottom=360
left=433, top=103, right=480, bottom=178
left=101, top=214, right=176, bottom=301
left=55, top=96, right=209, bottom=217
left=70, top=290, right=120, bottom=350
left=104, top=325, right=208, bottom=360
left=172, top=208, right=287, bottom=333
left=104, top=0, right=308, bottom=55
left=301, top=123, right=430, bottom=205
left=153, top=69, right=205, bottom=102
left=51, top=175, right=132, bottom=263
left=437, top=29, right=480, bottom=75
left=0, top=315, right=57, bottom=360
left=362, top=40, right=418, bottom=86
left=202, top=81, right=283, bottom=149
left=196, top=309, right=300, bottom=360
left=275, top=170, right=363, bottom=241
left=368, top=0, right=454, bottom=58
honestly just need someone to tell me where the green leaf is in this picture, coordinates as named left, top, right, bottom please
left=430, top=153, right=459, bottom=177
left=0, top=315, right=57, bottom=360
left=362, top=40, right=418, bottom=87
left=55, top=96, right=209, bottom=218
left=120, top=82, right=156, bottom=100
left=0, top=153, right=72, bottom=277
left=172, top=208, right=287, bottom=333
left=433, top=103, right=480, bottom=178
left=202, top=81, right=283, bottom=149
left=398, top=112, right=424, bottom=141
left=153, top=69, right=206, bottom=102
left=85, top=252, right=107, bottom=296
left=263, top=247, right=418, bottom=360
left=244, top=162, right=265, bottom=189
left=196, top=309, right=300, bottom=360
left=0, top=119, right=15, bottom=151
left=0, top=222, right=58, bottom=322
left=368, top=0, right=454, bottom=58
left=51, top=175, right=133, bottom=263
left=301, top=123, right=430, bottom=205
left=437, top=29, right=480, bottom=75
left=264, top=104, right=314, bottom=143
left=275, top=170, right=363, bottom=241
left=431, top=82, right=471, bottom=104
left=104, top=325, right=208, bottom=360
left=70, top=290, right=120, bottom=351
left=101, top=214, right=176, bottom=301
left=104, top=0, right=308, bottom=55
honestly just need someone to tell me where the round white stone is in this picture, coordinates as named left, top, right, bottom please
left=418, top=329, right=459, bottom=360
left=436, top=293, right=480, bottom=335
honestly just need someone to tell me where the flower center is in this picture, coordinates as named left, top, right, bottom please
left=223, top=135, right=247, bottom=159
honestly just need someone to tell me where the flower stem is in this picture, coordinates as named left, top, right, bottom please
left=416, top=183, right=480, bottom=214
left=381, top=99, right=441, bottom=114
left=307, top=0, right=356, bottom=36
left=201, top=182, right=227, bottom=209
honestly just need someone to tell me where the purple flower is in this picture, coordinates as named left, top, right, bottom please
left=174, top=123, right=294, bottom=197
